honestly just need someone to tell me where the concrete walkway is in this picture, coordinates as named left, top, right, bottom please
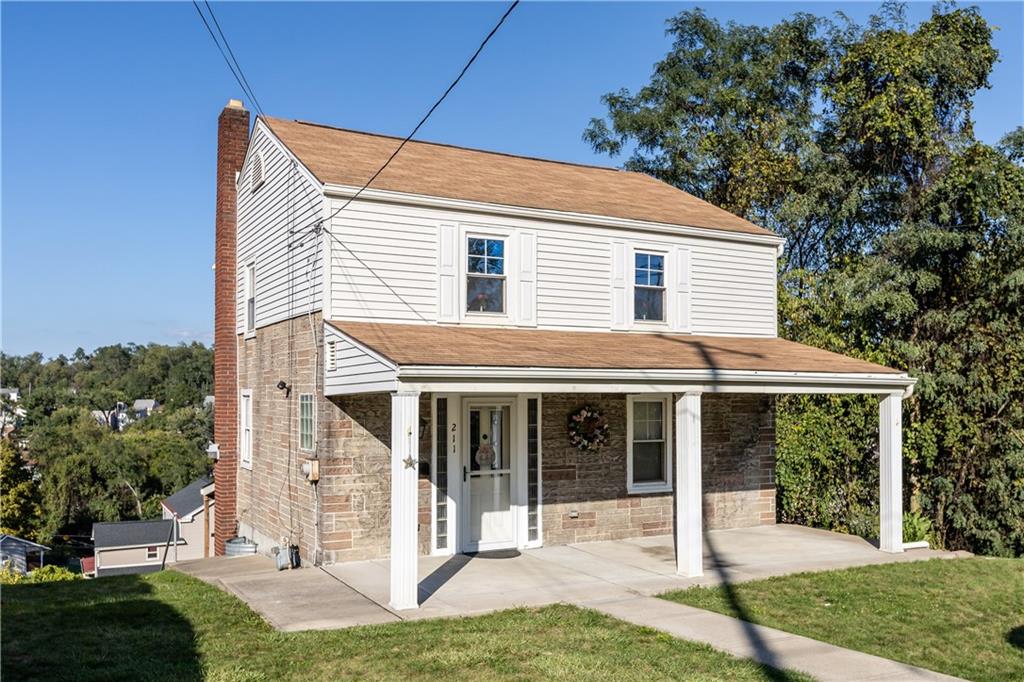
left=175, top=526, right=970, bottom=678
left=586, top=595, right=961, bottom=681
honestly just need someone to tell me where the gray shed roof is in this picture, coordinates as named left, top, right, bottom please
left=163, top=476, right=213, bottom=517
left=133, top=399, right=158, bottom=411
left=92, top=520, right=178, bottom=549
left=0, top=534, right=50, bottom=551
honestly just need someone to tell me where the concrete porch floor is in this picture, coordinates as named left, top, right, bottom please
left=176, top=524, right=965, bottom=632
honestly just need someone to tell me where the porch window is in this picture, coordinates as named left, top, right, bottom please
left=627, top=395, right=672, bottom=493
left=434, top=397, right=449, bottom=551
left=527, top=397, right=540, bottom=543
left=299, top=394, right=314, bottom=451
left=634, top=252, right=665, bottom=322
left=466, top=237, right=505, bottom=313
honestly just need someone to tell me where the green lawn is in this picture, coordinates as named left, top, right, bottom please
left=662, top=558, right=1024, bottom=682
left=2, top=570, right=807, bottom=681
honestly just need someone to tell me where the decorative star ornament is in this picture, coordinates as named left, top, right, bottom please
left=402, top=456, right=418, bottom=469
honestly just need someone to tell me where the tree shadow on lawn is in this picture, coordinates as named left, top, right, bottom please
left=702, top=532, right=791, bottom=682
left=1008, top=625, right=1024, bottom=650
left=1, top=575, right=202, bottom=681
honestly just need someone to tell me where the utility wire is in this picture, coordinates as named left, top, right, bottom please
left=191, top=0, right=266, bottom=118
left=290, top=0, right=520, bottom=246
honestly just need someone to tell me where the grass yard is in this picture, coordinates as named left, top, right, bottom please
left=2, top=570, right=808, bottom=681
left=662, top=558, right=1024, bottom=682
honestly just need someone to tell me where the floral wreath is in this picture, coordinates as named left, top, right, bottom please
left=567, top=405, right=610, bottom=452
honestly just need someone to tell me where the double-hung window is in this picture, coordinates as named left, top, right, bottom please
left=627, top=395, right=672, bottom=493
left=634, top=252, right=665, bottom=322
left=299, top=394, right=315, bottom=451
left=146, top=546, right=158, bottom=561
left=240, top=390, right=253, bottom=469
left=466, top=237, right=505, bottom=314
left=245, top=263, right=256, bottom=334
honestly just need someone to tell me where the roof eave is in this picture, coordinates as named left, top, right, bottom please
left=395, top=365, right=915, bottom=397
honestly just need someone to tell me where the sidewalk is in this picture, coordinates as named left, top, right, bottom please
left=582, top=595, right=962, bottom=682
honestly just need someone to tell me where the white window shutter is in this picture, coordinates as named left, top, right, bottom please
left=611, top=241, right=629, bottom=330
left=673, top=246, right=691, bottom=332
left=516, top=231, right=537, bottom=327
left=437, top=223, right=458, bottom=322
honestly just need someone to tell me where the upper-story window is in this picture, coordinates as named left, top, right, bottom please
left=634, top=252, right=665, bottom=322
left=245, top=263, right=256, bottom=333
left=466, top=237, right=505, bottom=314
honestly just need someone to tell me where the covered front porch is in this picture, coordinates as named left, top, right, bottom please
left=324, top=321, right=916, bottom=611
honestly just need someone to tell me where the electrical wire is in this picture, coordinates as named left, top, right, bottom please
left=190, top=1, right=265, bottom=118
left=289, top=0, right=520, bottom=245
left=201, top=0, right=267, bottom=117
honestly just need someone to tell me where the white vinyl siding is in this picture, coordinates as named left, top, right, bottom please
left=327, top=194, right=777, bottom=336
left=236, top=121, right=324, bottom=333
left=323, top=324, right=398, bottom=395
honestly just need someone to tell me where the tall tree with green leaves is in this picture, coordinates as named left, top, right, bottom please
left=587, top=2, right=1022, bottom=555
left=0, top=441, right=43, bottom=542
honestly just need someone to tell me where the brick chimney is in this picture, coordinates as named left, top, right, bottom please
left=213, top=99, right=250, bottom=555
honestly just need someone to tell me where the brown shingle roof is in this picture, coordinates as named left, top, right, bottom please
left=264, top=117, right=774, bottom=238
left=330, top=322, right=903, bottom=375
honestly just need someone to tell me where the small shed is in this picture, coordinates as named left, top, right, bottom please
left=0, top=534, right=50, bottom=575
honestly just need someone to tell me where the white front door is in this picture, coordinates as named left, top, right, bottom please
left=461, top=399, right=517, bottom=552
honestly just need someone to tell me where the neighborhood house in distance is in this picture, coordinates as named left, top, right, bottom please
left=89, top=476, right=214, bottom=577
left=209, top=99, right=915, bottom=610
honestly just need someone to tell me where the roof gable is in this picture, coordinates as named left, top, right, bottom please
left=162, top=475, right=212, bottom=517
left=263, top=117, right=774, bottom=238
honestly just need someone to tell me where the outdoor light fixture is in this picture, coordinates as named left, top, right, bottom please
left=276, top=380, right=291, bottom=397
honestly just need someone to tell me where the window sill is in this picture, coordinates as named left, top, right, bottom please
left=239, top=461, right=253, bottom=471
left=626, top=483, right=672, bottom=495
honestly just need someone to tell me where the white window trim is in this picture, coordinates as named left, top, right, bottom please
left=240, top=389, right=253, bottom=470
left=626, top=394, right=673, bottom=495
left=298, top=393, right=315, bottom=452
left=629, top=244, right=672, bottom=329
left=244, top=262, right=256, bottom=338
left=146, top=546, right=159, bottom=561
left=460, top=226, right=515, bottom=324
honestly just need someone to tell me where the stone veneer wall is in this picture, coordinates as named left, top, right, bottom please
left=236, top=313, right=431, bottom=565
left=541, top=393, right=775, bottom=545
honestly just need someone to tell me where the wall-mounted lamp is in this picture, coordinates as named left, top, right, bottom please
left=276, top=380, right=291, bottom=398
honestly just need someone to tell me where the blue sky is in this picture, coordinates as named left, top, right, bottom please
left=3, top=1, right=1021, bottom=358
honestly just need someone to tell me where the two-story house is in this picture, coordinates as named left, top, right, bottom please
left=209, top=100, right=913, bottom=610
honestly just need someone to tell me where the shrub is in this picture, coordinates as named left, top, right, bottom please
left=28, top=565, right=81, bottom=583
left=903, top=510, right=933, bottom=544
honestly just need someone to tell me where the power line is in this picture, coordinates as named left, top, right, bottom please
left=290, top=0, right=520, bottom=246
left=190, top=0, right=265, bottom=117
left=202, top=1, right=267, bottom=117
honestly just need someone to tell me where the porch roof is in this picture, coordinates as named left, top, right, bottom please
left=328, top=321, right=904, bottom=376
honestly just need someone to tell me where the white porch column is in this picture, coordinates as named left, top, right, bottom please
left=675, top=392, right=703, bottom=576
left=879, top=393, right=904, bottom=553
left=390, top=391, right=421, bottom=610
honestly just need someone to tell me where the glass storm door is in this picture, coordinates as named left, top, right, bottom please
left=463, top=402, right=516, bottom=551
